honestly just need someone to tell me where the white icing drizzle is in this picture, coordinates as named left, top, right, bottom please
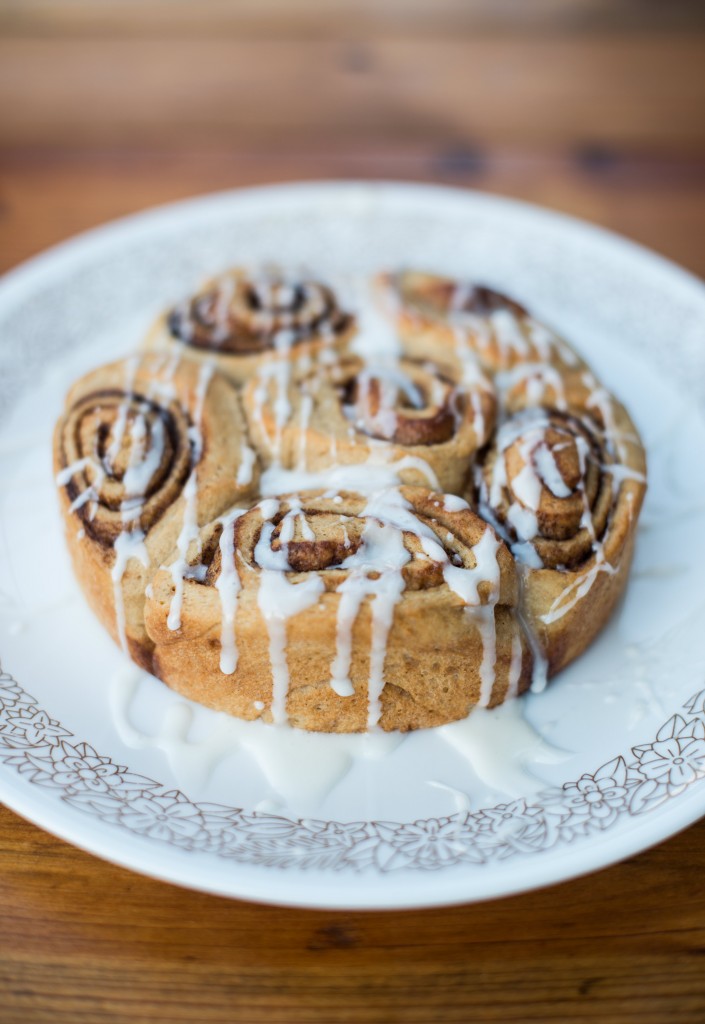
left=167, top=361, right=214, bottom=631
left=437, top=699, right=569, bottom=797
left=474, top=372, right=643, bottom=678
left=56, top=456, right=98, bottom=488
left=539, top=418, right=617, bottom=626
left=256, top=497, right=280, bottom=521
left=330, top=520, right=410, bottom=715
left=257, top=568, right=325, bottom=725
left=206, top=272, right=236, bottom=345
left=248, top=480, right=507, bottom=728
left=452, top=280, right=577, bottom=373
left=109, top=666, right=402, bottom=807
left=495, top=361, right=568, bottom=410
left=489, top=309, right=530, bottom=359
left=606, top=463, right=647, bottom=491
left=506, top=503, right=538, bottom=544
left=271, top=330, right=296, bottom=455
left=105, top=354, right=140, bottom=469
left=449, top=323, right=492, bottom=441
left=442, top=529, right=502, bottom=707
left=352, top=278, right=402, bottom=362
left=111, top=529, right=149, bottom=649
left=121, top=404, right=166, bottom=525
left=511, top=462, right=542, bottom=510
left=236, top=444, right=257, bottom=486
left=109, top=667, right=568, bottom=810
left=296, top=393, right=313, bottom=469
left=214, top=509, right=247, bottom=674
left=57, top=456, right=106, bottom=517
left=582, top=371, right=626, bottom=462
left=259, top=450, right=439, bottom=498
left=540, top=550, right=616, bottom=626
left=59, top=356, right=182, bottom=650
left=442, top=493, right=469, bottom=513
left=534, top=441, right=571, bottom=498
left=347, top=364, right=426, bottom=442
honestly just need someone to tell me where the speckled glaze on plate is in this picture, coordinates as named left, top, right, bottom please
left=1, top=182, right=705, bottom=909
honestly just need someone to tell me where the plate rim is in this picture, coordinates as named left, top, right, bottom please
left=2, top=179, right=704, bottom=305
left=1, top=699, right=704, bottom=911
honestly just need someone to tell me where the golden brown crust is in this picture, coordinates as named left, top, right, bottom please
left=376, top=270, right=586, bottom=376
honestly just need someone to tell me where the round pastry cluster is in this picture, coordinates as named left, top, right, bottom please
left=54, top=267, right=646, bottom=732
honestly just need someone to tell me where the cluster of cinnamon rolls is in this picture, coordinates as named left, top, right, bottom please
left=54, top=267, right=646, bottom=732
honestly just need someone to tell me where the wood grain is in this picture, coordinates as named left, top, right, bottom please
left=1, top=802, right=705, bottom=1024
left=1, top=2, right=705, bottom=1020
left=2, top=35, right=705, bottom=150
left=3, top=146, right=705, bottom=279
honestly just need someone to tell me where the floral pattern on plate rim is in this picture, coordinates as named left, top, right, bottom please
left=1, top=664, right=705, bottom=873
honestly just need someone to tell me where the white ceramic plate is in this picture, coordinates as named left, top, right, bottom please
left=1, top=182, right=705, bottom=910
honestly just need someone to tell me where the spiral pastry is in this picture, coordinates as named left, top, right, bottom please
left=53, top=354, right=260, bottom=669
left=145, top=269, right=355, bottom=385
left=144, top=488, right=533, bottom=732
left=475, top=404, right=646, bottom=676
left=55, top=263, right=648, bottom=732
left=377, top=270, right=583, bottom=375
left=243, top=356, right=496, bottom=493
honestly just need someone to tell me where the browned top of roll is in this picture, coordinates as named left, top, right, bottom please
left=338, top=361, right=459, bottom=447
left=57, top=387, right=193, bottom=547
left=168, top=272, right=352, bottom=356
left=477, top=408, right=613, bottom=570
left=389, top=271, right=528, bottom=321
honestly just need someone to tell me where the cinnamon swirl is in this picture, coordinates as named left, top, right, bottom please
left=144, top=488, right=533, bottom=732
left=145, top=269, right=355, bottom=385
left=474, top=401, right=646, bottom=678
left=377, top=270, right=583, bottom=375
left=243, top=355, right=496, bottom=492
left=53, top=353, right=260, bottom=669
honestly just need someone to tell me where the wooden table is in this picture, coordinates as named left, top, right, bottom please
left=2, top=3, right=705, bottom=1021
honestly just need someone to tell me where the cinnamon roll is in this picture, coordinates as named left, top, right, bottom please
left=145, top=269, right=355, bottom=385
left=243, top=355, right=496, bottom=492
left=475, top=401, right=646, bottom=678
left=144, top=488, right=533, bottom=732
left=54, top=263, right=647, bottom=734
left=53, top=353, right=260, bottom=669
left=377, top=270, right=583, bottom=375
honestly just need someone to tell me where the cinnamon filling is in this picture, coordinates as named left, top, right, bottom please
left=481, top=409, right=612, bottom=569
left=451, top=284, right=528, bottom=319
left=269, top=512, right=364, bottom=571
left=343, top=371, right=457, bottom=447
